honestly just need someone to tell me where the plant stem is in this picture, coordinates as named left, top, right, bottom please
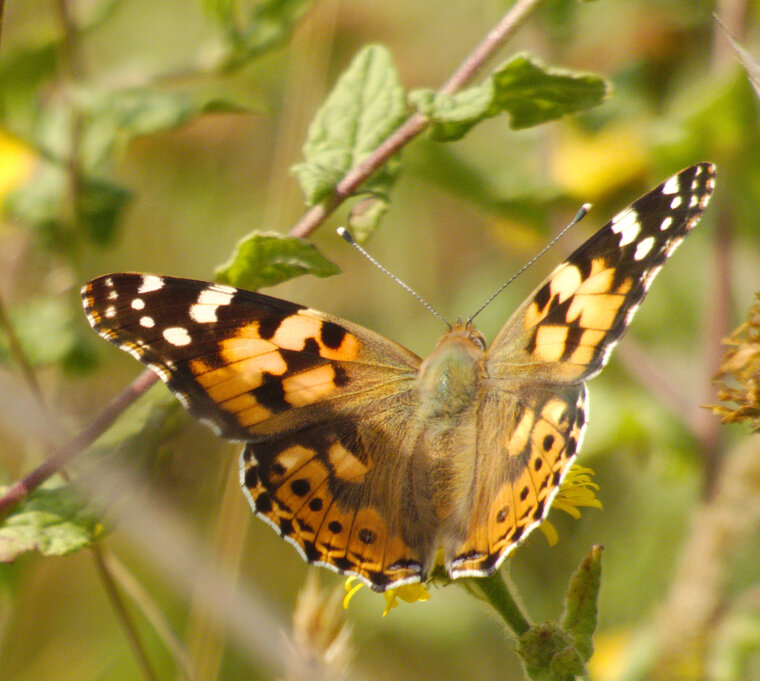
left=92, top=547, right=160, bottom=681
left=464, top=573, right=531, bottom=636
left=0, top=369, right=157, bottom=516
left=290, top=0, right=545, bottom=239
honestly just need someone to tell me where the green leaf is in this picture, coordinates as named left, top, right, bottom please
left=492, top=54, right=609, bottom=130
left=409, top=53, right=609, bottom=141
left=408, top=83, right=494, bottom=142
left=78, top=175, right=133, bottom=245
left=88, top=382, right=183, bottom=465
left=291, top=44, right=407, bottom=205
left=75, top=87, right=252, bottom=171
left=560, top=544, right=603, bottom=662
left=214, top=231, right=340, bottom=290
left=203, top=0, right=236, bottom=32
left=212, top=0, right=315, bottom=70
left=0, top=43, right=59, bottom=131
left=0, top=478, right=103, bottom=562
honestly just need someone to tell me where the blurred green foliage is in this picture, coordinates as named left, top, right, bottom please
left=0, top=1, right=759, bottom=681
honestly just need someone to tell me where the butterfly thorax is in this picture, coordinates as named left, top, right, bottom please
left=416, top=321, right=486, bottom=420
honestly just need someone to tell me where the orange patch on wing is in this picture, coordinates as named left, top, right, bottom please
left=272, top=313, right=361, bottom=361
left=218, top=336, right=276, bottom=362
left=567, top=293, right=624, bottom=329
left=506, top=409, right=535, bottom=457
left=315, top=504, right=352, bottom=558
left=328, top=441, right=372, bottom=481
left=541, top=397, right=571, bottom=427
left=283, top=365, right=339, bottom=406
left=347, top=507, right=388, bottom=571
left=273, top=445, right=317, bottom=480
left=577, top=265, right=615, bottom=294
left=549, top=263, right=582, bottom=302
left=533, top=325, right=570, bottom=362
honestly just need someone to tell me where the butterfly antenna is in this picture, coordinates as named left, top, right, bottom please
left=337, top=227, right=450, bottom=328
left=469, top=203, right=592, bottom=322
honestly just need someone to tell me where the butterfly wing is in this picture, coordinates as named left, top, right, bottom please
left=447, top=162, right=716, bottom=577
left=83, top=273, right=432, bottom=591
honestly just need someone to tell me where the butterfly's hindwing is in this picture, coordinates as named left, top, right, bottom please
left=447, top=383, right=587, bottom=577
left=240, top=409, right=435, bottom=591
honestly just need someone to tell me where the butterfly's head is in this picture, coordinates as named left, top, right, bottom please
left=442, top=319, right=486, bottom=352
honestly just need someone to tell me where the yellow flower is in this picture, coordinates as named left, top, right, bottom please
left=0, top=130, right=36, bottom=206
left=343, top=577, right=430, bottom=617
left=539, top=465, right=602, bottom=546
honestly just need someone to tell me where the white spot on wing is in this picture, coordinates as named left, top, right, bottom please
left=105, top=306, right=116, bottom=318
left=670, top=195, right=682, bottom=209
left=611, top=209, right=640, bottom=247
left=189, top=287, right=235, bottom=324
left=140, top=316, right=155, bottom=328
left=634, top=236, right=655, bottom=261
left=131, top=298, right=145, bottom=310
left=660, top=216, right=673, bottom=231
left=662, top=176, right=680, bottom=195
left=138, top=275, right=164, bottom=294
left=163, top=326, right=191, bottom=346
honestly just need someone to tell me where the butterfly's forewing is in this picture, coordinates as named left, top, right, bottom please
left=82, top=274, right=421, bottom=440
left=447, top=163, right=716, bottom=577
left=83, top=273, right=431, bottom=591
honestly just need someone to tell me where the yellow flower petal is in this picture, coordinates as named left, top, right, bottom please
left=539, top=520, right=559, bottom=546
left=342, top=577, right=364, bottom=610
left=538, top=465, right=602, bottom=545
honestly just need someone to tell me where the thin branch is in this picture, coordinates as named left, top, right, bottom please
left=92, top=546, right=160, bottom=681
left=0, top=369, right=157, bottom=516
left=290, top=0, right=544, bottom=238
left=0, top=0, right=545, bottom=515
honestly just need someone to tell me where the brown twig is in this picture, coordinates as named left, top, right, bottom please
left=0, top=369, right=157, bottom=516
left=0, top=0, right=544, bottom=516
left=290, top=0, right=544, bottom=239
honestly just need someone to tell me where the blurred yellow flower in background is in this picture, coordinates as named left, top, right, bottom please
left=0, top=130, right=36, bottom=208
left=550, top=124, right=648, bottom=200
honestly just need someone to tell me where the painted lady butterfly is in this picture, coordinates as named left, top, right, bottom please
left=82, top=163, right=715, bottom=592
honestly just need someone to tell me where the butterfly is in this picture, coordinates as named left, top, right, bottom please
left=82, top=162, right=715, bottom=592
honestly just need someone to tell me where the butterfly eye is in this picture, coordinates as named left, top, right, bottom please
left=471, top=330, right=486, bottom=351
